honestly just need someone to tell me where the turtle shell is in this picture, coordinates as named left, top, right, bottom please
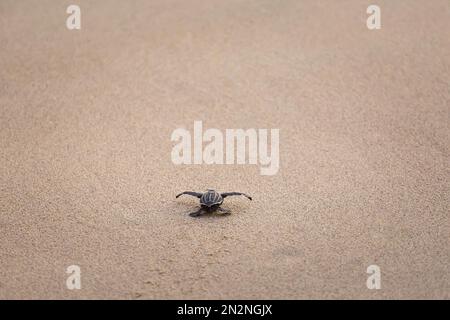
left=200, top=190, right=223, bottom=207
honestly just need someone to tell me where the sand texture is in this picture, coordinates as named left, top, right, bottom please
left=0, top=0, right=449, bottom=299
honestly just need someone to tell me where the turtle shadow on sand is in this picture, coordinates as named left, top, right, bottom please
left=184, top=208, right=233, bottom=218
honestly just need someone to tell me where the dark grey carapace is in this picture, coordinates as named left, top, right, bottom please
left=176, top=189, right=252, bottom=217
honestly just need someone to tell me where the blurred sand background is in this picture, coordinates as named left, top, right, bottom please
left=0, top=0, right=449, bottom=299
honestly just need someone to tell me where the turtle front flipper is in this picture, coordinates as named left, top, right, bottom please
left=221, top=192, right=252, bottom=201
left=176, top=191, right=203, bottom=198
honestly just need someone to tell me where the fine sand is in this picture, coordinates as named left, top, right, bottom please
left=0, top=0, right=449, bottom=299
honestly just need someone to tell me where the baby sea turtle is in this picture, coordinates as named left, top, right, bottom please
left=176, top=189, right=252, bottom=217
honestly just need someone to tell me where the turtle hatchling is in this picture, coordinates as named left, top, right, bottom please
left=176, top=189, right=252, bottom=217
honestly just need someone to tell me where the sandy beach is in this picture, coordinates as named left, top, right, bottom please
left=0, top=0, right=449, bottom=299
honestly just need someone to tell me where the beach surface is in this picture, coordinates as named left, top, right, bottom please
left=0, top=0, right=449, bottom=299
